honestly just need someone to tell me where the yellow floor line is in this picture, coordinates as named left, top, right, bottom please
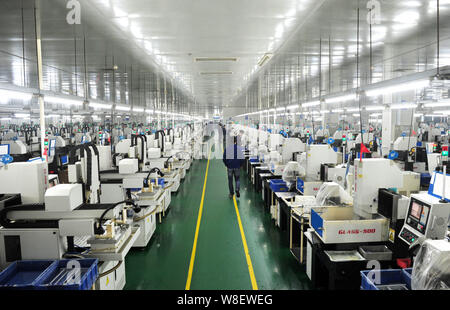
left=233, top=196, right=259, bottom=290
left=223, top=141, right=257, bottom=289
left=185, top=148, right=211, bottom=290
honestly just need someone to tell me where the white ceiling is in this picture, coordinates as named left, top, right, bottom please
left=86, top=0, right=321, bottom=107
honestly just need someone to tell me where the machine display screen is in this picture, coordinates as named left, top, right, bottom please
left=0, top=144, right=9, bottom=156
left=406, top=198, right=430, bottom=235
left=60, top=155, right=68, bottom=165
left=410, top=202, right=421, bottom=220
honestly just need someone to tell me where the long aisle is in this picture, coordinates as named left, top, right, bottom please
left=188, top=158, right=253, bottom=290
left=124, top=160, right=208, bottom=289
left=125, top=156, right=311, bottom=290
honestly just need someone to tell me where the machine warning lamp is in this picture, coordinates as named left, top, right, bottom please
left=342, top=135, right=347, bottom=142
left=43, top=138, right=49, bottom=158
left=442, top=145, right=449, bottom=158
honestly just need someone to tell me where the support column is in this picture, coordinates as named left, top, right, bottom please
left=157, top=74, right=161, bottom=130
left=34, top=1, right=46, bottom=159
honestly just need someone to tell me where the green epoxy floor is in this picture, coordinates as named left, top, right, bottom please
left=124, top=157, right=311, bottom=290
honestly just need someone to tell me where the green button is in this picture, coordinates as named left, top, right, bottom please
left=411, top=238, right=415, bottom=242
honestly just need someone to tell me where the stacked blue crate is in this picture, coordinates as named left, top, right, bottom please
left=0, top=259, right=98, bottom=290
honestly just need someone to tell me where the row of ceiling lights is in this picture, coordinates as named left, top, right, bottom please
left=236, top=78, right=448, bottom=118
left=0, top=87, right=201, bottom=120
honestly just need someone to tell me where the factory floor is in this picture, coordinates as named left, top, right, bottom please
left=124, top=155, right=311, bottom=290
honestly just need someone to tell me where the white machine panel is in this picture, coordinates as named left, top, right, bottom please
left=59, top=219, right=94, bottom=237
left=116, top=139, right=131, bottom=154
left=305, top=145, right=339, bottom=181
left=123, top=177, right=143, bottom=189
left=100, top=184, right=126, bottom=203
left=393, top=136, right=417, bottom=152
left=148, top=148, right=161, bottom=159
left=45, top=184, right=83, bottom=212
left=353, top=159, right=403, bottom=217
left=97, top=145, right=113, bottom=171
left=0, top=228, right=65, bottom=268
left=148, top=158, right=165, bottom=170
left=119, top=158, right=138, bottom=175
left=0, top=161, right=48, bottom=204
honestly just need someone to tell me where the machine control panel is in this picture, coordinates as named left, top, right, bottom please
left=398, top=194, right=450, bottom=247
left=399, top=227, right=419, bottom=245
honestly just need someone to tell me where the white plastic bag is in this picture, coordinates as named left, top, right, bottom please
left=412, top=240, right=450, bottom=290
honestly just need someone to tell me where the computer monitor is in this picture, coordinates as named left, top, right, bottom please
left=0, top=144, right=10, bottom=156
left=405, top=197, right=431, bottom=235
left=60, top=155, right=68, bottom=165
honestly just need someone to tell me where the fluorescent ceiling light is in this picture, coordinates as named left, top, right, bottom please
left=195, top=57, right=237, bottom=62
left=403, top=1, right=422, bottom=7
left=45, top=95, right=83, bottom=106
left=132, top=107, right=144, bottom=112
left=390, top=103, right=417, bottom=109
left=0, top=117, right=11, bottom=121
left=345, top=107, right=360, bottom=112
left=394, top=11, right=420, bottom=24
left=434, top=110, right=450, bottom=115
left=199, top=71, right=233, bottom=75
left=287, top=105, right=298, bottom=110
left=15, top=113, right=30, bottom=118
left=423, top=101, right=450, bottom=108
left=276, top=107, right=284, bottom=111
left=332, top=109, right=344, bottom=113
left=365, top=80, right=429, bottom=97
left=302, top=100, right=320, bottom=108
left=0, top=89, right=33, bottom=101
left=392, top=23, right=417, bottom=32
left=325, top=94, right=356, bottom=104
left=115, top=105, right=131, bottom=111
left=116, top=17, right=129, bottom=28
left=365, top=105, right=385, bottom=111
left=90, top=101, right=112, bottom=109
left=258, top=53, right=273, bottom=67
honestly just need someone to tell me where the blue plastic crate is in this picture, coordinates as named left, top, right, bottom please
left=296, top=177, right=304, bottom=193
left=269, top=179, right=288, bottom=192
left=249, top=157, right=258, bottom=163
left=36, top=259, right=98, bottom=290
left=402, top=268, right=413, bottom=288
left=361, top=269, right=411, bottom=290
left=0, top=260, right=57, bottom=290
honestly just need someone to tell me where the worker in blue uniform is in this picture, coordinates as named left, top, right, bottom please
left=223, top=135, right=245, bottom=199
